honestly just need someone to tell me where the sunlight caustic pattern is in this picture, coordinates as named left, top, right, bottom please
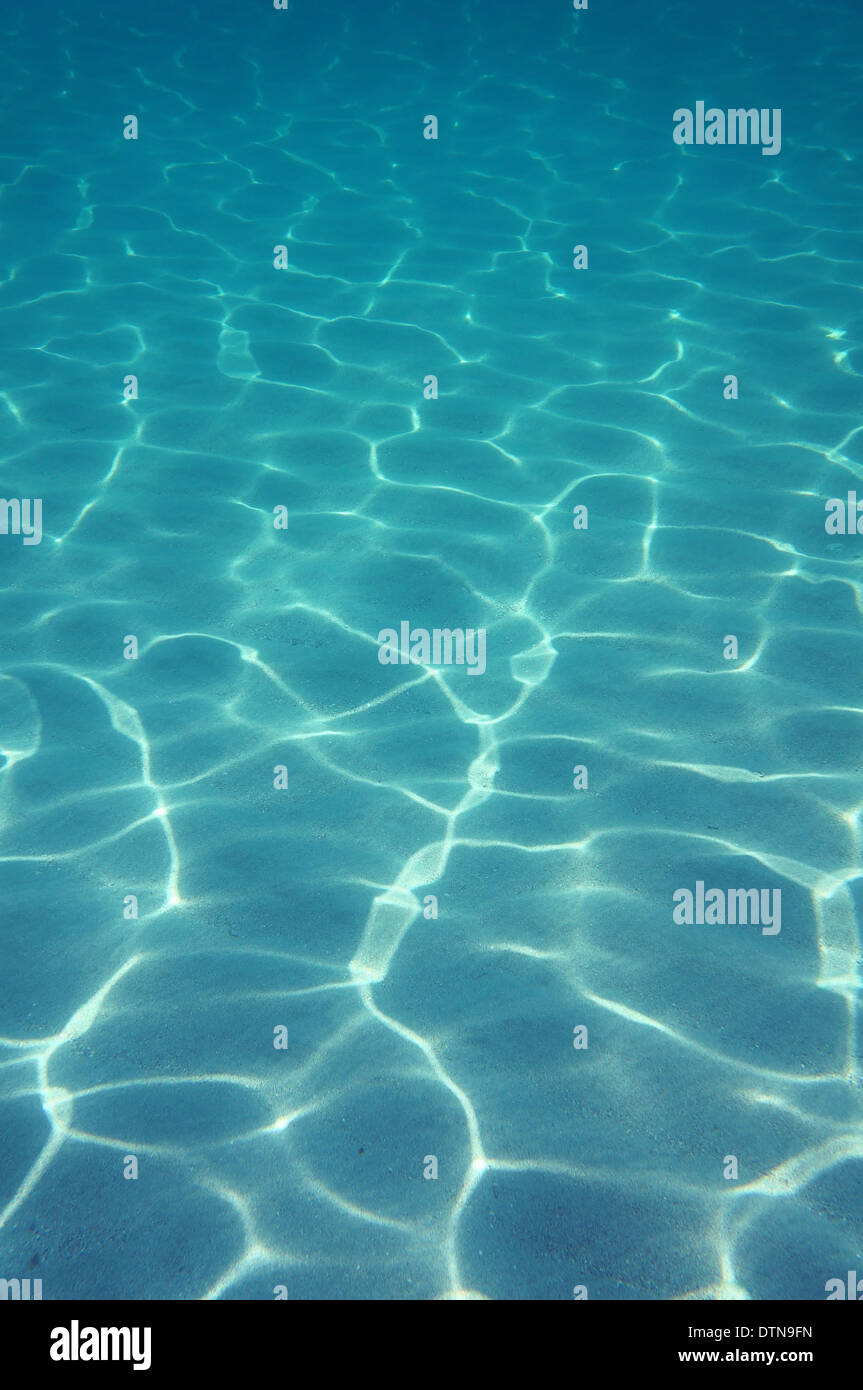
left=0, top=0, right=861, bottom=1300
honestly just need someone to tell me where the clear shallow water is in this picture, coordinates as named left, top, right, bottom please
left=0, top=0, right=861, bottom=1301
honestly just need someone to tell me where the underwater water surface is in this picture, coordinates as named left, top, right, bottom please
left=0, top=0, right=861, bottom=1300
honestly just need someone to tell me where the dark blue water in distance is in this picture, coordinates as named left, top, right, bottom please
left=0, top=0, right=861, bottom=1301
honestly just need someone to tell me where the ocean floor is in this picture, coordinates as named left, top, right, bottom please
left=0, top=0, right=861, bottom=1300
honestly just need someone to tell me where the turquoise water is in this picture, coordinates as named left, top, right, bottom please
left=0, top=0, right=861, bottom=1301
